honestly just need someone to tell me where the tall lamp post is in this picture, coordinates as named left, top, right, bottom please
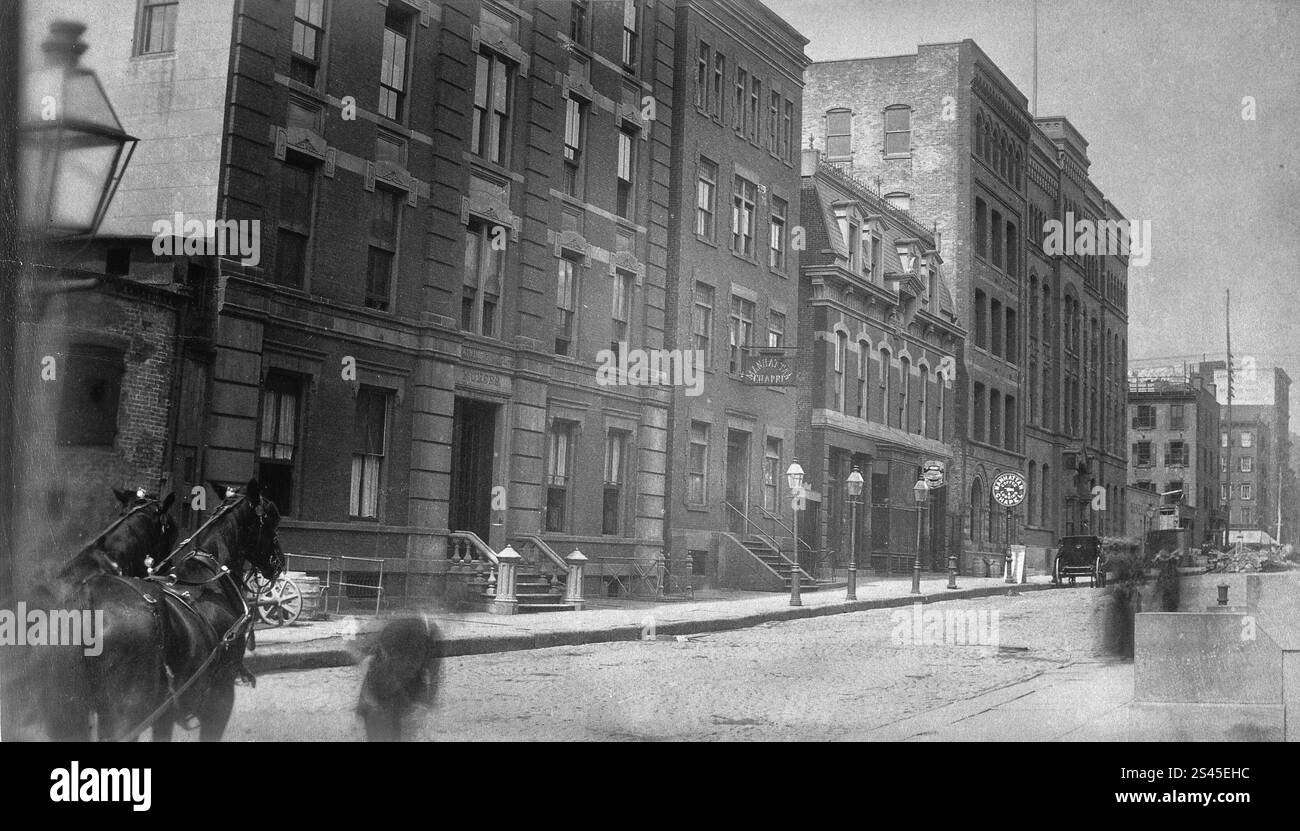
left=787, top=460, right=804, bottom=607
left=911, top=478, right=929, bottom=595
left=845, top=466, right=863, bottom=601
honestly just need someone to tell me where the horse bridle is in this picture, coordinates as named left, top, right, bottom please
left=154, top=494, right=280, bottom=577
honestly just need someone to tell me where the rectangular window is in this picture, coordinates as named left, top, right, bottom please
left=1169, top=404, right=1185, bottom=430
left=611, top=269, right=634, bottom=354
left=617, top=127, right=636, bottom=219
left=136, top=0, right=178, bottom=56
left=857, top=342, right=870, bottom=418
left=692, top=283, right=714, bottom=368
left=258, top=374, right=300, bottom=515
left=621, top=0, right=639, bottom=69
left=1240, top=456, right=1253, bottom=473
left=555, top=255, right=579, bottom=355
left=366, top=188, right=400, bottom=311
left=696, top=42, right=710, bottom=110
left=734, top=68, right=747, bottom=132
left=769, top=197, right=787, bottom=269
left=731, top=176, right=756, bottom=256
left=57, top=345, right=124, bottom=446
left=1166, top=441, right=1188, bottom=467
left=728, top=296, right=755, bottom=374
left=763, top=438, right=782, bottom=513
left=688, top=422, right=709, bottom=504
left=991, top=210, right=1004, bottom=268
left=603, top=431, right=628, bottom=535
left=1241, top=483, right=1253, bottom=501
left=473, top=51, right=514, bottom=163
left=463, top=219, right=503, bottom=336
left=767, top=310, right=785, bottom=348
left=378, top=6, right=411, bottom=121
left=290, top=0, right=325, bottom=86
left=826, top=110, right=852, bottom=159
left=563, top=94, right=586, bottom=196
left=783, top=99, right=794, bottom=162
left=696, top=158, right=717, bottom=239
left=275, top=157, right=315, bottom=288
left=884, top=106, right=911, bottom=155
left=1133, top=404, right=1156, bottom=429
left=569, top=0, right=590, bottom=46
left=545, top=422, right=574, bottom=532
left=768, top=91, right=779, bottom=154
left=835, top=332, right=848, bottom=412
left=749, top=76, right=761, bottom=142
left=1240, top=431, right=1254, bottom=448
left=350, top=387, right=388, bottom=519
left=974, top=289, right=987, bottom=350
left=713, top=54, right=725, bottom=120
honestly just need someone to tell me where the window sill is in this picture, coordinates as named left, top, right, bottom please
left=730, top=250, right=757, bottom=266
left=131, top=51, right=177, bottom=62
left=884, top=153, right=912, bottom=160
left=695, top=235, right=719, bottom=249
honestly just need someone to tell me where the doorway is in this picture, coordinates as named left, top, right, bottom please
left=725, top=429, right=750, bottom=533
left=450, top=398, right=498, bottom=541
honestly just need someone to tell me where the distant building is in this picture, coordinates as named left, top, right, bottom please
left=1126, top=368, right=1222, bottom=547
left=803, top=40, right=1130, bottom=571
left=1196, top=362, right=1292, bottom=544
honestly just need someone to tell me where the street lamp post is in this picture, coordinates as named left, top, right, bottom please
left=787, top=460, right=804, bottom=607
left=845, top=466, right=863, bottom=601
left=911, top=479, right=928, bottom=595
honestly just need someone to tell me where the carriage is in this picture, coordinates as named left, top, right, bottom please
left=1053, top=534, right=1102, bottom=587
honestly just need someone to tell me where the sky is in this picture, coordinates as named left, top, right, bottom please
left=765, top=0, right=1300, bottom=418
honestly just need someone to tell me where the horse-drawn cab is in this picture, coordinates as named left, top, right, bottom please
left=1053, top=534, right=1102, bottom=588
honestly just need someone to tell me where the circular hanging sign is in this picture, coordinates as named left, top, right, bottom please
left=992, top=471, right=1027, bottom=508
left=921, top=460, right=946, bottom=488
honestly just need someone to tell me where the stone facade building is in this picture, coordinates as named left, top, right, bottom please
left=803, top=40, right=1130, bottom=569
left=796, top=148, right=963, bottom=574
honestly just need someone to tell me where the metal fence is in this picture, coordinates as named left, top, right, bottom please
left=591, top=554, right=694, bottom=601
left=335, top=555, right=384, bottom=616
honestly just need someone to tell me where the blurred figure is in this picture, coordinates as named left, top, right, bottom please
left=356, top=615, right=443, bottom=741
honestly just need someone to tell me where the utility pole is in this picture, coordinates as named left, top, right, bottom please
left=1225, top=290, right=1233, bottom=549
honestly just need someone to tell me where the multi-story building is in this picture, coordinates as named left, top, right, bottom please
left=1199, top=362, right=1293, bottom=544
left=802, top=41, right=1129, bottom=571
left=1126, top=369, right=1221, bottom=547
left=21, top=0, right=811, bottom=599
left=796, top=148, right=963, bottom=574
left=664, top=0, right=808, bottom=586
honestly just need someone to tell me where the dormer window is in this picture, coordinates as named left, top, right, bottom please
left=896, top=244, right=916, bottom=274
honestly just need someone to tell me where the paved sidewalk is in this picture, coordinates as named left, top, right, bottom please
left=245, top=573, right=1058, bottom=674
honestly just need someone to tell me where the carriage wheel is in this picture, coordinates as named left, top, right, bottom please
left=259, top=578, right=303, bottom=627
left=244, top=569, right=273, bottom=598
left=1053, top=559, right=1062, bottom=586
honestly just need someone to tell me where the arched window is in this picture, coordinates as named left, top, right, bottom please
left=899, top=356, right=911, bottom=431
left=918, top=362, right=929, bottom=436
left=835, top=330, right=848, bottom=413
left=934, top=367, right=945, bottom=442
left=1029, top=275, right=1038, bottom=338
left=879, top=347, right=891, bottom=424
left=883, top=105, right=911, bottom=155
left=857, top=339, right=871, bottom=419
left=1041, top=464, right=1051, bottom=529
left=1029, top=360, right=1038, bottom=425
left=826, top=108, right=852, bottom=160
left=984, top=120, right=993, bottom=163
left=975, top=112, right=984, bottom=157
left=970, top=479, right=983, bottom=541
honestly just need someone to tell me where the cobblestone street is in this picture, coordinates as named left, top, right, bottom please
left=209, top=587, right=1119, bottom=741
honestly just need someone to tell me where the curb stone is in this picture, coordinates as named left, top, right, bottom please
left=244, top=581, right=1062, bottom=675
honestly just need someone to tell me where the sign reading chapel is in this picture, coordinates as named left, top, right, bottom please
left=740, top=353, right=795, bottom=386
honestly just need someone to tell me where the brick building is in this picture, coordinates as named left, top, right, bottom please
left=663, top=0, right=808, bottom=587
left=796, top=148, right=963, bottom=574
left=23, top=0, right=811, bottom=601
left=1126, top=369, right=1222, bottom=547
left=802, top=41, right=1130, bottom=570
left=1199, top=362, right=1293, bottom=545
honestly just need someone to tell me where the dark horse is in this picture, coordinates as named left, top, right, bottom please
left=14, top=491, right=178, bottom=741
left=356, top=615, right=443, bottom=741
left=141, top=478, right=284, bottom=742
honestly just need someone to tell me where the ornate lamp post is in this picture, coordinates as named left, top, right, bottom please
left=911, top=478, right=929, bottom=595
left=787, top=460, right=804, bottom=607
left=20, top=21, right=138, bottom=240
left=845, top=466, right=863, bottom=601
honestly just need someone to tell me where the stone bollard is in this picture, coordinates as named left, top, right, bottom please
left=565, top=549, right=587, bottom=610
left=493, top=545, right=521, bottom=614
